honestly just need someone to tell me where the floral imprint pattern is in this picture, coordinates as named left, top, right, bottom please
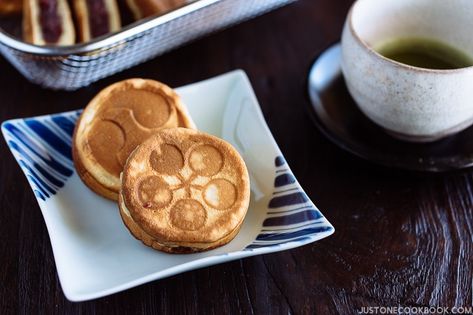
left=73, top=79, right=196, bottom=197
left=122, top=128, right=250, bottom=242
left=86, top=86, right=182, bottom=177
left=141, top=144, right=237, bottom=231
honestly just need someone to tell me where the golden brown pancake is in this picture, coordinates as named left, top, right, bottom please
left=23, top=0, right=76, bottom=45
left=73, top=79, right=196, bottom=200
left=119, top=128, right=250, bottom=253
left=0, top=0, right=22, bottom=15
left=126, top=0, right=186, bottom=20
left=73, top=0, right=122, bottom=42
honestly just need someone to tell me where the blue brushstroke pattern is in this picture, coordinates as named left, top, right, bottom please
left=245, top=236, right=312, bottom=249
left=52, top=116, right=76, bottom=136
left=2, top=111, right=79, bottom=201
left=25, top=119, right=72, bottom=159
left=245, top=155, right=333, bottom=250
left=6, top=126, right=73, bottom=176
left=268, top=192, right=308, bottom=208
left=274, top=173, right=296, bottom=187
left=256, top=226, right=333, bottom=241
left=275, top=156, right=286, bottom=167
left=263, top=209, right=322, bottom=227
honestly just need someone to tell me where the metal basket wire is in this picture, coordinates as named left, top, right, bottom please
left=0, top=0, right=296, bottom=90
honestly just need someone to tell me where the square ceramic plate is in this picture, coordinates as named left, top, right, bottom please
left=1, top=70, right=334, bottom=302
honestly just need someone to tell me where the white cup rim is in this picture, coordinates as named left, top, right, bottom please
left=348, top=0, right=473, bottom=74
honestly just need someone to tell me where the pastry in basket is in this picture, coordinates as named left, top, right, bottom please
left=73, top=79, right=196, bottom=200
left=126, top=0, right=186, bottom=20
left=0, top=0, right=22, bottom=15
left=119, top=128, right=250, bottom=253
left=23, top=0, right=76, bottom=45
left=73, top=0, right=121, bottom=42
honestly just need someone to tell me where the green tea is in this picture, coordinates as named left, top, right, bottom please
left=374, top=37, right=473, bottom=70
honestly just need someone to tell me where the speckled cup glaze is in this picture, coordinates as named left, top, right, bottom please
left=341, top=0, right=473, bottom=142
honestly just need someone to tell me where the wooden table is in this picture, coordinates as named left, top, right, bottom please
left=1, top=0, right=472, bottom=313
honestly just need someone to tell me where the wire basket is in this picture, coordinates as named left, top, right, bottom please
left=0, top=0, right=296, bottom=90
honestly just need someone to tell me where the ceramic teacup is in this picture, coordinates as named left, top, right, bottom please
left=341, top=0, right=473, bottom=142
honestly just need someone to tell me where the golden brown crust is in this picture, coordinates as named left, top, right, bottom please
left=119, top=192, right=245, bottom=253
left=126, top=0, right=186, bottom=20
left=72, top=129, right=118, bottom=200
left=73, top=78, right=196, bottom=200
left=0, top=0, right=22, bottom=15
left=73, top=0, right=89, bottom=42
left=22, top=0, right=33, bottom=43
left=120, top=128, right=250, bottom=253
left=23, top=0, right=76, bottom=45
left=73, top=0, right=121, bottom=42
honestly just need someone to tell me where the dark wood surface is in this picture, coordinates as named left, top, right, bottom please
left=1, top=0, right=472, bottom=314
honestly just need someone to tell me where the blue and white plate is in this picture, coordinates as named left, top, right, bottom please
left=1, top=70, right=334, bottom=301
